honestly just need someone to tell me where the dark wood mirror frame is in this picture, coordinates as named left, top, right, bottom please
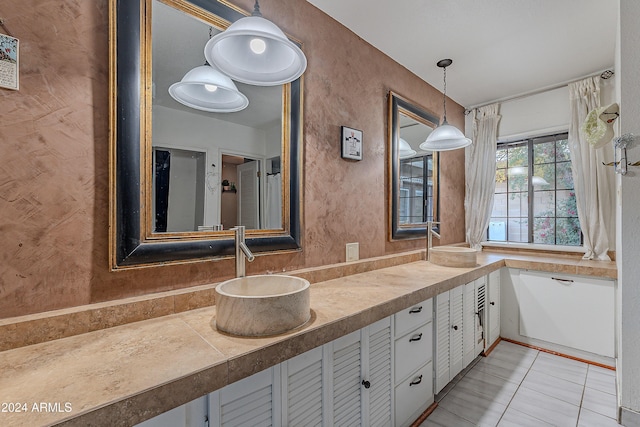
left=388, top=91, right=440, bottom=240
left=109, top=0, right=303, bottom=268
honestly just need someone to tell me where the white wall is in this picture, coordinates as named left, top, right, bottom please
left=617, top=1, right=640, bottom=424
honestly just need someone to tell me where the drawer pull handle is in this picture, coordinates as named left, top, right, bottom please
left=409, top=306, right=423, bottom=314
left=452, top=325, right=458, bottom=331
left=409, top=333, right=423, bottom=342
left=552, top=277, right=574, bottom=284
left=361, top=380, right=371, bottom=389
left=490, top=301, right=495, bottom=306
left=410, top=375, right=423, bottom=386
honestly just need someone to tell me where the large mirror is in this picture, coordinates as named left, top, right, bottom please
left=388, top=92, right=440, bottom=240
left=110, top=0, right=303, bottom=268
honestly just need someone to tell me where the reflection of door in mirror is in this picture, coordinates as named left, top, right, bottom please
left=153, top=147, right=206, bottom=232
left=220, top=154, right=261, bottom=230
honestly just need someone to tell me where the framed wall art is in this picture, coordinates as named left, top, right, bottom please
left=341, top=126, right=363, bottom=160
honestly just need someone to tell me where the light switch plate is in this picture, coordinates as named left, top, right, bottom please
left=346, top=242, right=359, bottom=262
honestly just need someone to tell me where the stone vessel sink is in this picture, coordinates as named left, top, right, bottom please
left=429, top=246, right=478, bottom=268
left=214, top=275, right=311, bottom=337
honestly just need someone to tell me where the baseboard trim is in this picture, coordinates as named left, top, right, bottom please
left=410, top=401, right=438, bottom=427
left=501, top=337, right=615, bottom=370
left=621, top=406, right=640, bottom=426
left=482, top=337, right=502, bottom=357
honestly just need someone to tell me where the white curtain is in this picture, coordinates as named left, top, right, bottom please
left=265, top=173, right=282, bottom=229
left=568, top=77, right=614, bottom=260
left=465, top=103, right=501, bottom=250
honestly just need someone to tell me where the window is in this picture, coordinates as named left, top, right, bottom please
left=488, top=133, right=581, bottom=246
left=399, top=155, right=434, bottom=224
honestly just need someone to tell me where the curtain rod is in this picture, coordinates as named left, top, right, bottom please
left=465, top=67, right=615, bottom=113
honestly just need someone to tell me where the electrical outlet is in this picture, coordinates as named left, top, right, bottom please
left=346, top=242, right=359, bottom=262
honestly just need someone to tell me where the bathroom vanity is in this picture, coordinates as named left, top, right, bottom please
left=0, top=250, right=616, bottom=426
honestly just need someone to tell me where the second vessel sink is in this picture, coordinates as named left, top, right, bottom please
left=429, top=246, right=477, bottom=268
left=214, top=275, right=311, bottom=337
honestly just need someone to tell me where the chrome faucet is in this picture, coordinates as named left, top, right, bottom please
left=232, top=226, right=255, bottom=278
left=427, top=221, right=441, bottom=262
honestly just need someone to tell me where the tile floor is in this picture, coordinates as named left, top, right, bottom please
left=422, top=341, right=619, bottom=427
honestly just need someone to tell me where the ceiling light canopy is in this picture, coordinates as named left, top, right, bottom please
left=204, top=0, right=307, bottom=86
left=168, top=63, right=249, bottom=112
left=420, top=59, right=472, bottom=152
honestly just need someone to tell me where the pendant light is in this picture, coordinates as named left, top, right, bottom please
left=168, top=61, right=249, bottom=113
left=204, top=0, right=307, bottom=86
left=399, top=137, right=417, bottom=159
left=420, top=59, right=472, bottom=151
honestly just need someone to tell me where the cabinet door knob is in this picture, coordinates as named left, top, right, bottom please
left=452, top=325, right=458, bottom=331
left=361, top=379, right=371, bottom=389
left=409, top=375, right=423, bottom=386
left=409, top=333, right=423, bottom=342
left=490, top=301, right=495, bottom=306
left=409, top=306, right=423, bottom=314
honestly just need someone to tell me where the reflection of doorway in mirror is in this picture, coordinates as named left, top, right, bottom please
left=153, top=147, right=206, bottom=232
left=220, top=154, right=261, bottom=230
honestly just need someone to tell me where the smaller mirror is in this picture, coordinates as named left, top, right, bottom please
left=388, top=92, right=440, bottom=240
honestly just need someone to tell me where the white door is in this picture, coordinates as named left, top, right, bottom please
left=281, top=347, right=324, bottom=426
left=475, top=278, right=487, bottom=356
left=434, top=291, right=451, bottom=394
left=364, top=318, right=392, bottom=427
left=463, top=282, right=477, bottom=367
left=488, top=270, right=501, bottom=348
left=236, top=161, right=260, bottom=229
left=135, top=396, right=206, bottom=427
left=449, top=285, right=464, bottom=379
left=329, top=330, right=363, bottom=426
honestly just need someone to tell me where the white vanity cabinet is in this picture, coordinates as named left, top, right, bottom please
left=135, top=396, right=207, bottom=427
left=326, top=316, right=393, bottom=426
left=209, top=366, right=281, bottom=426
left=281, top=346, right=324, bottom=426
left=434, top=279, right=487, bottom=395
left=505, top=269, right=615, bottom=359
left=393, top=298, right=434, bottom=427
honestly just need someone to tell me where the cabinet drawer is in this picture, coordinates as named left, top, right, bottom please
left=394, top=322, right=433, bottom=382
left=394, top=361, right=433, bottom=427
left=395, top=298, right=432, bottom=337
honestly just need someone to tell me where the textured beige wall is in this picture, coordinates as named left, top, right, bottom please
left=0, top=0, right=465, bottom=318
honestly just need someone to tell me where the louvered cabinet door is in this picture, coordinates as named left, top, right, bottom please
left=449, top=285, right=465, bottom=380
left=364, top=318, right=392, bottom=427
left=330, top=330, right=363, bottom=427
left=488, top=269, right=501, bottom=348
left=281, top=346, right=324, bottom=427
left=434, top=291, right=451, bottom=394
left=463, top=281, right=477, bottom=367
left=209, top=366, right=280, bottom=427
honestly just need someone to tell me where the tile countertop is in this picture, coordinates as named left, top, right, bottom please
left=0, top=251, right=617, bottom=427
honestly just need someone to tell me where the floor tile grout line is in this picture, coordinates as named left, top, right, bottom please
left=494, top=348, right=541, bottom=426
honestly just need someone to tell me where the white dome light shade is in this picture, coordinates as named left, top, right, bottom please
left=168, top=65, right=249, bottom=113
left=399, top=137, right=417, bottom=159
left=419, top=122, right=472, bottom=151
left=204, top=15, right=307, bottom=86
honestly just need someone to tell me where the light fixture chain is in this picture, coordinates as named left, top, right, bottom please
left=442, top=65, right=447, bottom=122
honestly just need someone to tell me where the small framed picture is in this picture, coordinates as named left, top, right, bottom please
left=341, top=126, right=363, bottom=161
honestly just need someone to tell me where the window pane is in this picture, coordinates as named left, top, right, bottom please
left=556, top=190, right=578, bottom=218
left=508, top=145, right=528, bottom=167
left=495, top=169, right=507, bottom=193
left=534, top=190, right=555, bottom=217
left=556, top=217, right=581, bottom=246
left=556, top=161, right=574, bottom=190
left=508, top=218, right=528, bottom=242
left=533, top=164, right=554, bottom=188
left=508, top=192, right=528, bottom=217
left=534, top=141, right=555, bottom=164
left=492, top=193, right=507, bottom=217
left=556, top=138, right=571, bottom=161
left=496, top=149, right=508, bottom=169
left=508, top=174, right=527, bottom=192
left=534, top=217, right=555, bottom=244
